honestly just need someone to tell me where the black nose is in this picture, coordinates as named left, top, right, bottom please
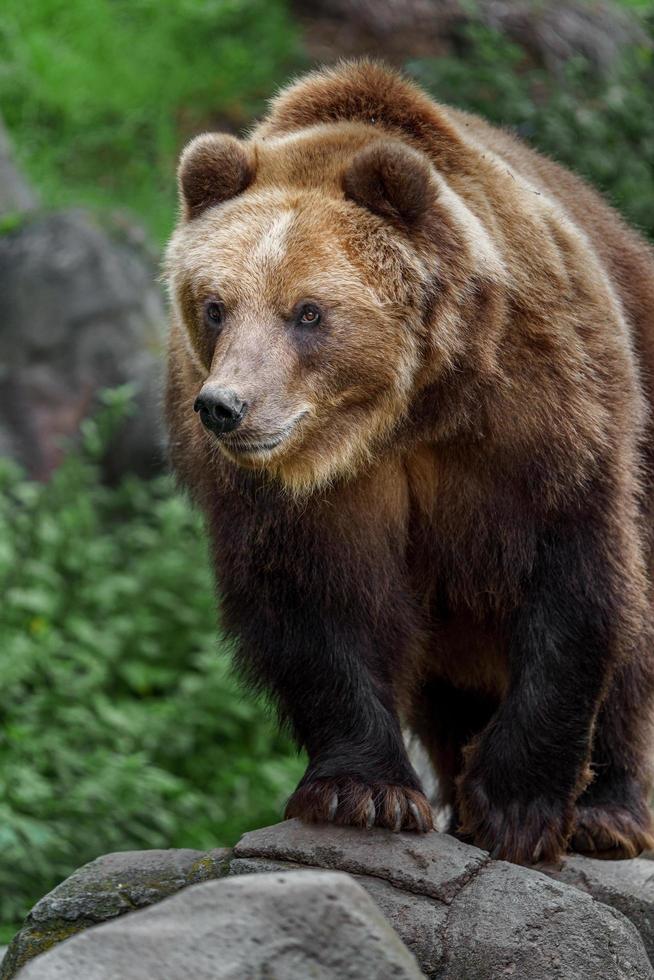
left=194, top=388, right=247, bottom=434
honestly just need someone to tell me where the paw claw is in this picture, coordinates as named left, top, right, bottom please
left=408, top=799, right=428, bottom=833
left=572, top=803, right=654, bottom=859
left=458, top=770, right=569, bottom=864
left=286, top=777, right=431, bottom=834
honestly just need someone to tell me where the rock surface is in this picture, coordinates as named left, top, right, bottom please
left=300, top=0, right=648, bottom=74
left=1, top=848, right=230, bottom=979
left=232, top=821, right=653, bottom=979
left=0, top=210, right=166, bottom=480
left=15, top=871, right=424, bottom=980
left=544, top=854, right=654, bottom=962
left=5, top=822, right=654, bottom=980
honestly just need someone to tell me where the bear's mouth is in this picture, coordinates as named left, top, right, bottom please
left=219, top=410, right=309, bottom=461
left=223, top=434, right=287, bottom=456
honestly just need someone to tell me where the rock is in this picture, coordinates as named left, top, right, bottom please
left=296, top=0, right=648, bottom=75
left=476, top=0, right=649, bottom=77
left=15, top=871, right=425, bottom=980
left=543, top=854, right=654, bottom=962
left=0, top=119, right=38, bottom=217
left=234, top=819, right=489, bottom=904
left=230, top=856, right=450, bottom=977
left=232, top=820, right=653, bottom=979
left=443, top=858, right=650, bottom=980
left=6, top=822, right=654, bottom=980
left=0, top=848, right=230, bottom=980
left=0, top=210, right=166, bottom=480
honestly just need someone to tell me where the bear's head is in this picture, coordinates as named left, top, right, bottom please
left=165, top=122, right=476, bottom=492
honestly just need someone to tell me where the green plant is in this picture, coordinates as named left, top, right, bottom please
left=409, top=22, right=654, bottom=239
left=0, top=213, right=28, bottom=236
left=0, top=0, right=301, bottom=242
left=0, top=391, right=304, bottom=930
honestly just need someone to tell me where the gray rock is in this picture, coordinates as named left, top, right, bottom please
left=478, top=0, right=649, bottom=77
left=0, top=848, right=230, bottom=979
left=230, top=856, right=449, bottom=977
left=544, top=854, right=654, bottom=962
left=15, top=871, right=425, bottom=980
left=305, top=0, right=648, bottom=76
left=0, top=120, right=37, bottom=217
left=6, top=821, right=654, bottom=980
left=443, top=858, right=651, bottom=980
left=232, top=820, right=653, bottom=979
left=234, top=817, right=490, bottom=904
left=0, top=210, right=166, bottom=480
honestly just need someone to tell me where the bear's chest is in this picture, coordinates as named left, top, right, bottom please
left=404, top=443, right=530, bottom=615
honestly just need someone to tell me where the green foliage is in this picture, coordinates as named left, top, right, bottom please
left=0, top=391, right=304, bottom=929
left=0, top=0, right=301, bottom=242
left=0, top=213, right=28, bottom=236
left=409, top=22, right=654, bottom=240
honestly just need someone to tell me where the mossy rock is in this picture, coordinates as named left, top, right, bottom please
left=0, top=847, right=231, bottom=979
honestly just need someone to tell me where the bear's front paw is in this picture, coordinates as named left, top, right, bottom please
left=457, top=770, right=572, bottom=864
left=285, top=776, right=434, bottom=833
left=572, top=802, right=654, bottom=859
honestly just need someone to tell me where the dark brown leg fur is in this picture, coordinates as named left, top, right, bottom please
left=455, top=514, right=639, bottom=865
left=572, top=658, right=654, bottom=858
left=409, top=679, right=497, bottom=835
left=209, top=474, right=434, bottom=835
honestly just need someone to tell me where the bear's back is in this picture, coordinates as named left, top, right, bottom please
left=259, top=59, right=654, bottom=432
left=446, top=104, right=654, bottom=363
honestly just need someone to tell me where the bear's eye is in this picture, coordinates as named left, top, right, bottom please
left=203, top=300, right=225, bottom=330
left=297, top=303, right=322, bottom=327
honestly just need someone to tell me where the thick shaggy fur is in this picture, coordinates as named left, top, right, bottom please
left=165, top=60, right=654, bottom=863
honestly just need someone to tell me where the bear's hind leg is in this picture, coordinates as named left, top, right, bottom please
left=408, top=679, right=497, bottom=836
left=573, top=656, right=654, bottom=858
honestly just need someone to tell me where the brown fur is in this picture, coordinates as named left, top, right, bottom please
left=165, top=60, right=654, bottom=863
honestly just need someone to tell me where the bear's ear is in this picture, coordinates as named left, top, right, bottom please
left=178, top=134, right=254, bottom=220
left=342, top=142, right=437, bottom=230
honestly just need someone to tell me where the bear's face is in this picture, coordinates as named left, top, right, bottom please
left=166, top=129, right=445, bottom=491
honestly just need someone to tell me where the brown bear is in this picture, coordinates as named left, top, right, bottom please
left=164, top=59, right=654, bottom=864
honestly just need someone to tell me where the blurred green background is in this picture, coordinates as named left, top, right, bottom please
left=1, top=0, right=653, bottom=939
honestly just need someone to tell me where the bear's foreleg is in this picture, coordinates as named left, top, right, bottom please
left=456, top=517, right=635, bottom=864
left=253, top=615, right=433, bottom=832
left=273, top=619, right=432, bottom=832
left=216, top=501, right=434, bottom=833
